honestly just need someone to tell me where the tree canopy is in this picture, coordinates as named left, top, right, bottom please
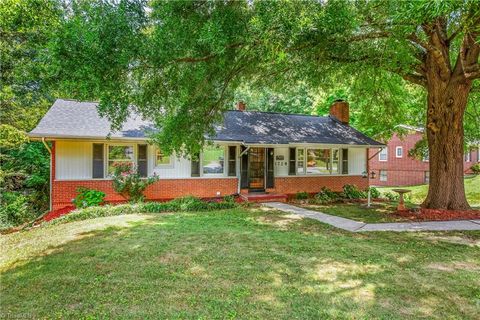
left=2, top=0, right=480, bottom=210
left=39, top=0, right=479, bottom=155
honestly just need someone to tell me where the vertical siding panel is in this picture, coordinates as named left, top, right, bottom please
left=348, top=148, right=367, bottom=175
left=56, top=141, right=92, bottom=179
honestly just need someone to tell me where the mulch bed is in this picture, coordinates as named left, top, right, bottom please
left=394, top=208, right=480, bottom=221
left=43, top=206, right=76, bottom=222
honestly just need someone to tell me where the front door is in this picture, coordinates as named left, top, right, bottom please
left=248, top=148, right=265, bottom=191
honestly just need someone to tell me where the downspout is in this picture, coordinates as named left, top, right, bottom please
left=367, top=147, right=384, bottom=187
left=41, top=137, right=53, bottom=211
left=237, top=144, right=250, bottom=194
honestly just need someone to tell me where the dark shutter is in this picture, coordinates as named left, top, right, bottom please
left=240, top=146, right=249, bottom=188
left=288, top=148, right=296, bottom=175
left=266, top=148, right=274, bottom=188
left=342, top=148, right=349, bottom=174
left=191, top=153, right=200, bottom=177
left=228, top=146, right=237, bottom=176
left=92, top=143, right=104, bottom=178
left=137, top=145, right=148, bottom=177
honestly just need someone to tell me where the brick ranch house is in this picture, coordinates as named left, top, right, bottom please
left=368, top=125, right=479, bottom=187
left=29, top=99, right=384, bottom=210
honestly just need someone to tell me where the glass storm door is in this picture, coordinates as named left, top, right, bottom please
left=248, top=148, right=265, bottom=190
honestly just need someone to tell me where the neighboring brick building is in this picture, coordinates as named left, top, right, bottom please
left=368, top=126, right=479, bottom=187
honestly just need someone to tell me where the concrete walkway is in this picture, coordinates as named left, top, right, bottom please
left=263, top=202, right=480, bottom=232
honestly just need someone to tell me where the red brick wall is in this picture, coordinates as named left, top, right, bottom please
left=274, top=175, right=368, bottom=194
left=52, top=178, right=238, bottom=209
left=368, top=132, right=479, bottom=186
left=52, top=174, right=368, bottom=209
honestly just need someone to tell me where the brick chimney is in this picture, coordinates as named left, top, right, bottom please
left=329, top=99, right=349, bottom=124
left=236, top=101, right=246, bottom=111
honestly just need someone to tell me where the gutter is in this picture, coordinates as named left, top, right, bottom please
left=41, top=137, right=53, bottom=211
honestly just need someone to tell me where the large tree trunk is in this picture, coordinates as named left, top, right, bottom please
left=422, top=71, right=472, bottom=210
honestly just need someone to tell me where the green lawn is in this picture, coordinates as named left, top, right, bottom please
left=377, top=175, right=480, bottom=206
left=302, top=202, right=413, bottom=223
left=1, top=208, right=479, bottom=319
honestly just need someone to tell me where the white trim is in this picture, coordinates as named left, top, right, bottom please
left=379, top=147, right=388, bottom=161
left=395, top=146, right=403, bottom=158
left=106, top=143, right=136, bottom=177
left=201, top=144, right=226, bottom=177
left=54, top=176, right=239, bottom=181
left=379, top=170, right=387, bottom=182
left=154, top=147, right=174, bottom=169
left=295, top=147, right=341, bottom=175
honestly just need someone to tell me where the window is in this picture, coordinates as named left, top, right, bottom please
left=422, top=152, right=429, bottom=162
left=379, top=148, right=388, bottom=161
left=379, top=170, right=387, bottom=182
left=465, top=151, right=471, bottom=162
left=332, top=149, right=340, bottom=174
left=203, top=145, right=224, bottom=175
left=395, top=146, right=403, bottom=158
left=306, top=149, right=330, bottom=174
left=341, top=149, right=348, bottom=174
left=155, top=148, right=172, bottom=167
left=424, top=171, right=430, bottom=183
left=297, top=148, right=305, bottom=174
left=108, top=145, right=134, bottom=175
left=294, top=148, right=343, bottom=175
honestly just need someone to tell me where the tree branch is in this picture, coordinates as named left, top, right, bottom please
left=459, top=32, right=480, bottom=80
left=349, top=31, right=390, bottom=42
left=402, top=73, right=427, bottom=87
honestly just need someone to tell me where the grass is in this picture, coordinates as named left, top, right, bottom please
left=1, top=207, right=480, bottom=319
left=301, top=202, right=412, bottom=223
left=377, top=175, right=480, bottom=206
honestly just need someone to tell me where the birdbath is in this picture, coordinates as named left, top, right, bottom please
left=391, top=189, right=411, bottom=211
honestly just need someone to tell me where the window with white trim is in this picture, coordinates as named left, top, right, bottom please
left=202, top=145, right=225, bottom=175
left=395, top=146, right=403, bottom=158
left=296, top=148, right=305, bottom=175
left=295, top=148, right=341, bottom=175
left=306, top=149, right=330, bottom=174
left=422, top=152, right=429, bottom=162
left=107, top=145, right=134, bottom=175
left=464, top=151, right=471, bottom=162
left=424, top=171, right=430, bottom=183
left=379, top=170, right=387, bottom=182
left=379, top=148, right=388, bottom=161
left=155, top=148, right=173, bottom=167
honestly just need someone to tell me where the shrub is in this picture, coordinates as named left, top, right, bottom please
left=382, top=192, right=399, bottom=201
left=367, top=187, right=381, bottom=199
left=47, top=196, right=238, bottom=226
left=471, top=163, right=480, bottom=175
left=0, top=192, right=36, bottom=229
left=342, top=184, right=367, bottom=199
left=49, top=204, right=138, bottom=225
left=295, top=191, right=309, bottom=200
left=72, top=187, right=106, bottom=208
left=312, top=187, right=339, bottom=204
left=111, top=162, right=158, bottom=202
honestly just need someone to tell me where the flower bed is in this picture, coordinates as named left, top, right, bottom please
left=43, top=206, right=75, bottom=221
left=394, top=208, right=480, bottom=221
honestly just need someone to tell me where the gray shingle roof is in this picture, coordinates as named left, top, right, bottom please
left=214, top=111, right=383, bottom=146
left=29, top=99, right=383, bottom=146
left=29, top=99, right=155, bottom=139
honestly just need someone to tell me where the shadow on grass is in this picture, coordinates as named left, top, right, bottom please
left=1, top=209, right=479, bottom=319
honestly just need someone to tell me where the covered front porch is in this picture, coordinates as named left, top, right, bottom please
left=235, top=144, right=369, bottom=200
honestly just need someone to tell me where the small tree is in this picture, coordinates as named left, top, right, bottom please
left=111, top=162, right=158, bottom=203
